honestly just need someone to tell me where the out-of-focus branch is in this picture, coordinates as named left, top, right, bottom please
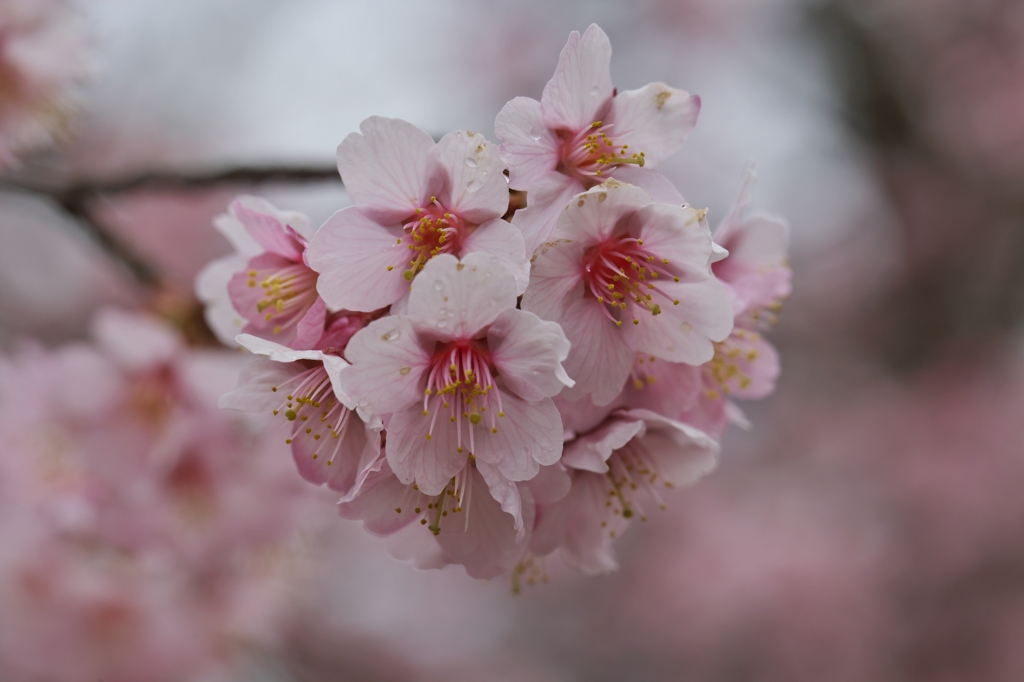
left=0, top=164, right=341, bottom=288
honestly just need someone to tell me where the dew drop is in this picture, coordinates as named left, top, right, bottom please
left=437, top=320, right=449, bottom=329
left=433, top=281, right=443, bottom=291
left=590, top=85, right=600, bottom=96
left=381, top=330, right=400, bottom=341
left=465, top=157, right=478, bottom=168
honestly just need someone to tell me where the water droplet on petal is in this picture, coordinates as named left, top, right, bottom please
left=437, top=320, right=448, bottom=329
left=590, top=86, right=600, bottom=96
left=433, top=282, right=443, bottom=291
left=465, top=157, right=478, bottom=169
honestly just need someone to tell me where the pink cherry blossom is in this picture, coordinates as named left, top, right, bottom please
left=495, top=23, right=701, bottom=254
left=531, top=408, right=718, bottom=574
left=338, top=251, right=572, bottom=496
left=308, top=118, right=530, bottom=312
left=195, top=196, right=326, bottom=349
left=712, top=165, right=792, bottom=320
left=219, top=333, right=383, bottom=501
left=522, top=180, right=732, bottom=406
left=0, top=0, right=90, bottom=167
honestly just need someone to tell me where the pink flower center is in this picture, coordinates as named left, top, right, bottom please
left=558, top=121, right=645, bottom=185
left=268, top=363, right=354, bottom=466
left=391, top=460, right=476, bottom=536
left=398, top=197, right=465, bottom=281
left=421, top=340, right=504, bottom=454
left=581, top=236, right=682, bottom=327
left=243, top=261, right=320, bottom=335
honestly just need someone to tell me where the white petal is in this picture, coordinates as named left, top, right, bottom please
left=488, top=308, right=573, bottom=402
left=459, top=218, right=531, bottom=295
left=495, top=96, right=560, bottom=189
left=407, top=252, right=518, bottom=340
left=336, top=116, right=443, bottom=224
left=541, top=24, right=614, bottom=132
left=436, top=130, right=509, bottom=224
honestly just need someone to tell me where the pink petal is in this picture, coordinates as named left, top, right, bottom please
left=524, top=463, right=572, bottom=506
left=621, top=276, right=733, bottom=364
left=435, top=466, right=534, bottom=579
left=234, top=333, right=325, bottom=363
left=338, top=316, right=432, bottom=417
left=611, top=166, right=685, bottom=205
left=512, top=170, right=582, bottom=256
left=494, top=96, right=560, bottom=189
left=541, top=24, right=614, bottom=133
left=555, top=180, right=653, bottom=244
left=336, top=116, right=443, bottom=224
left=626, top=355, right=702, bottom=417
left=290, top=296, right=328, bottom=351
left=553, top=392, right=618, bottom=438
left=194, top=254, right=246, bottom=347
left=607, top=84, right=700, bottom=166
left=562, top=416, right=645, bottom=473
left=475, top=460, right=525, bottom=537
left=470, top=391, right=563, bottom=481
left=218, top=357, right=301, bottom=412
left=558, top=298, right=635, bottom=406
left=231, top=199, right=305, bottom=261
left=307, top=207, right=412, bottom=312
left=385, top=405, right=471, bottom=496
left=679, top=393, right=730, bottom=438
left=459, top=217, right=530, bottom=295
left=488, top=309, right=572, bottom=402
left=635, top=202, right=715, bottom=283
left=520, top=239, right=585, bottom=323
left=619, top=408, right=719, bottom=486
left=559, top=472, right=626, bottom=574
left=436, top=130, right=509, bottom=224
left=407, top=252, right=518, bottom=340
left=337, top=462, right=426, bottom=537
left=291, top=413, right=383, bottom=500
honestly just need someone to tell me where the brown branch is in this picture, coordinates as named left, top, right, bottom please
left=1, top=164, right=341, bottom=288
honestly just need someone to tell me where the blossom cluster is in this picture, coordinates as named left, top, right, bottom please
left=0, top=309, right=308, bottom=682
left=203, top=24, right=791, bottom=580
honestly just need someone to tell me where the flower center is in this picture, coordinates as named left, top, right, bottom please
left=582, top=236, right=682, bottom=327
left=268, top=363, right=353, bottom=466
left=245, top=262, right=320, bottom=335
left=558, top=121, right=645, bottom=184
left=391, top=460, right=476, bottom=536
left=421, top=341, right=504, bottom=454
left=398, top=197, right=464, bottom=281
left=702, top=329, right=761, bottom=400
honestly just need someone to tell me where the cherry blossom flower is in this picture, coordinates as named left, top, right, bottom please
left=195, top=196, right=326, bottom=349
left=308, top=118, right=530, bottom=312
left=523, top=180, right=732, bottom=406
left=338, top=252, right=572, bottom=496
left=495, top=23, right=701, bottom=254
left=0, top=0, right=90, bottom=167
left=675, top=167, right=789, bottom=436
left=219, top=333, right=383, bottom=501
left=530, top=408, right=718, bottom=574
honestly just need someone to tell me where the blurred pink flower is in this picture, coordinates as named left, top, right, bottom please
left=196, top=196, right=326, bottom=349
left=495, top=23, right=700, bottom=254
left=340, top=252, right=572, bottom=495
left=0, top=308, right=308, bottom=682
left=0, top=0, right=89, bottom=167
left=523, top=180, right=732, bottom=406
left=309, top=118, right=529, bottom=312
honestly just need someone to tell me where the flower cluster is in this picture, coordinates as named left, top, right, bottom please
left=207, top=24, right=791, bottom=580
left=0, top=309, right=308, bottom=682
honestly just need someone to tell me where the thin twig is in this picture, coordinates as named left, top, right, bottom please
left=1, top=164, right=341, bottom=288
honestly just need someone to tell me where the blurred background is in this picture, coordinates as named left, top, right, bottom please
left=3, top=0, right=1024, bottom=680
